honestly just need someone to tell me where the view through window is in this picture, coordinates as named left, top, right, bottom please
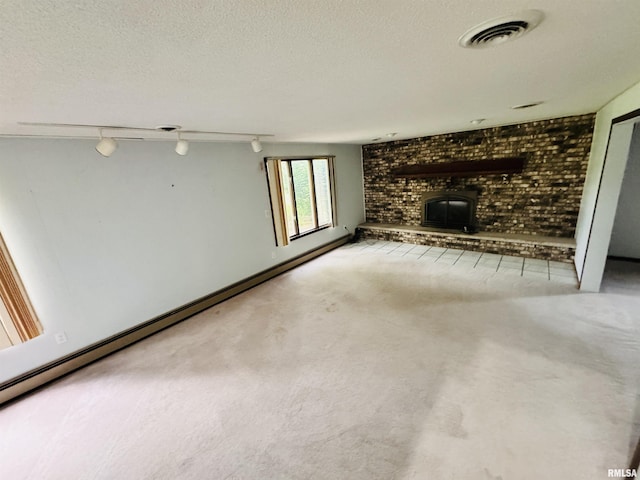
left=280, top=158, right=333, bottom=239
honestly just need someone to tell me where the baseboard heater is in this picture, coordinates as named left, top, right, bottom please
left=0, top=235, right=350, bottom=406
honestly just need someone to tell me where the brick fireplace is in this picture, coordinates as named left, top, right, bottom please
left=359, top=114, right=595, bottom=262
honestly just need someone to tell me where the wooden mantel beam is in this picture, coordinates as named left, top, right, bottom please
left=392, top=157, right=526, bottom=178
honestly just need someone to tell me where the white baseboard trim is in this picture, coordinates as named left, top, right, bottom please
left=0, top=235, right=350, bottom=406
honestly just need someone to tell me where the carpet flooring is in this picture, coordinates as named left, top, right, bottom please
left=1, top=243, right=639, bottom=479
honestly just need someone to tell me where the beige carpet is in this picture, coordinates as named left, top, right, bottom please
left=1, top=245, right=640, bottom=479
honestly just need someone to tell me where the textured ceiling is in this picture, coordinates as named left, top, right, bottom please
left=2, top=0, right=640, bottom=144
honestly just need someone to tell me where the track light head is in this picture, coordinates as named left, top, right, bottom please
left=251, top=137, right=263, bottom=153
left=96, top=130, right=118, bottom=157
left=175, top=139, right=189, bottom=156
left=175, top=133, right=189, bottom=156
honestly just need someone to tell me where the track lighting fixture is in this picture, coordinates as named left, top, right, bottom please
left=21, top=122, right=273, bottom=156
left=175, top=132, right=189, bottom=156
left=251, top=137, right=263, bottom=153
left=95, top=129, right=118, bottom=157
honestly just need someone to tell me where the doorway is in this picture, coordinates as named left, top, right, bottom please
left=580, top=113, right=640, bottom=291
left=601, top=121, right=640, bottom=293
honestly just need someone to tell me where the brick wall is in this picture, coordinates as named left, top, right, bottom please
left=363, top=114, right=595, bottom=237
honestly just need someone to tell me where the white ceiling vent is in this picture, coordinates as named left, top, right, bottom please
left=458, top=10, right=544, bottom=48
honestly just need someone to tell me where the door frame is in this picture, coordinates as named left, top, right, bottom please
left=579, top=109, right=640, bottom=291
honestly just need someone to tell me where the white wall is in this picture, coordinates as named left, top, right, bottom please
left=609, top=123, right=640, bottom=258
left=574, top=79, right=640, bottom=291
left=0, top=139, right=364, bottom=383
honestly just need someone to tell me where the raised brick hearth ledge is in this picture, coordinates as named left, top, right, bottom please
left=356, top=223, right=576, bottom=263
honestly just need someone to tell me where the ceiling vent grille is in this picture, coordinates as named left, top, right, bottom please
left=458, top=10, right=543, bottom=48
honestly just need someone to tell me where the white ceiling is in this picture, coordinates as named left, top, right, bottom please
left=2, top=0, right=640, bottom=144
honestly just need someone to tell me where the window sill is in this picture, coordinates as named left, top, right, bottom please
left=289, top=224, right=332, bottom=241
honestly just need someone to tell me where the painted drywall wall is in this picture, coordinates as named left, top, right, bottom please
left=0, top=139, right=364, bottom=383
left=574, top=79, right=640, bottom=291
left=609, top=123, right=640, bottom=258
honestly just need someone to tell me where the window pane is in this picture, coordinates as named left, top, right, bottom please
left=291, top=160, right=315, bottom=234
left=280, top=162, right=297, bottom=235
left=313, top=159, right=332, bottom=226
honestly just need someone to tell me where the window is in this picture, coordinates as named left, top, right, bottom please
left=0, top=231, right=42, bottom=349
left=265, top=156, right=337, bottom=246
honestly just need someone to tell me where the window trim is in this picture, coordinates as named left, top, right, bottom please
left=265, top=156, right=337, bottom=246
left=0, top=231, right=42, bottom=344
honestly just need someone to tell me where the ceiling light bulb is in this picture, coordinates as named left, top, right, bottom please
left=470, top=119, right=485, bottom=125
left=96, top=130, right=118, bottom=157
left=175, top=133, right=189, bottom=155
left=251, top=137, right=263, bottom=153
